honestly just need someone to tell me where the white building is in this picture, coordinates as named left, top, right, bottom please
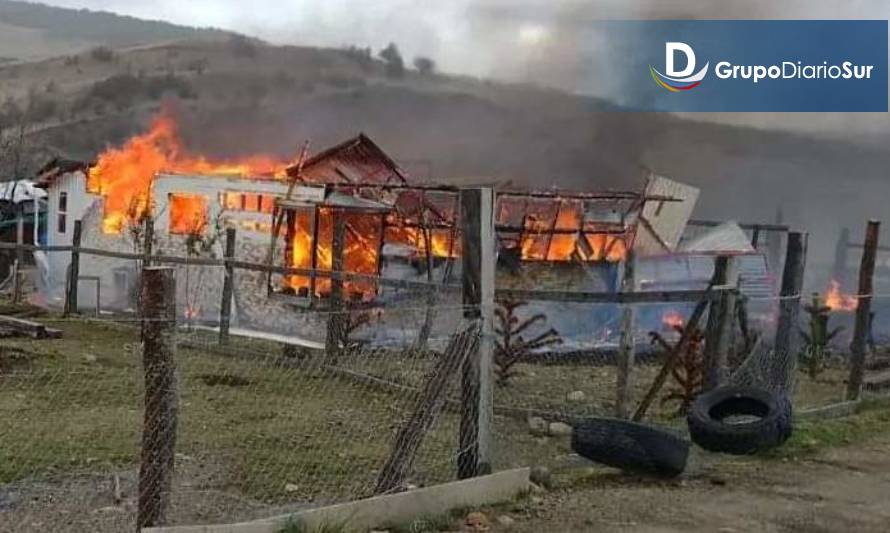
left=36, top=163, right=290, bottom=313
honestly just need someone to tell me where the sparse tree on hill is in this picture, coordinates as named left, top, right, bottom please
left=379, top=43, right=405, bottom=79
left=343, top=45, right=373, bottom=70
left=413, top=56, right=436, bottom=76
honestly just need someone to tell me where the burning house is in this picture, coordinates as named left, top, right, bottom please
left=29, top=113, right=779, bottom=349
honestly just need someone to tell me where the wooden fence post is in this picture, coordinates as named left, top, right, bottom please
left=143, top=217, right=155, bottom=267
left=847, top=220, right=880, bottom=400
left=767, top=207, right=785, bottom=275
left=13, top=204, right=24, bottom=303
left=773, top=231, right=808, bottom=393
left=136, top=218, right=155, bottom=319
left=458, top=187, right=495, bottom=479
left=615, top=251, right=636, bottom=418
left=64, top=220, right=82, bottom=317
left=703, top=256, right=738, bottom=391
left=219, top=227, right=236, bottom=345
left=137, top=266, right=178, bottom=531
left=325, top=210, right=346, bottom=360
left=413, top=212, right=437, bottom=351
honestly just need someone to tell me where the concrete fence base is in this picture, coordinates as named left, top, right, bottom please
left=144, top=467, right=530, bottom=533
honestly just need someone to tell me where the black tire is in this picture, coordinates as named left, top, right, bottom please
left=571, top=418, right=689, bottom=478
left=687, top=386, right=793, bottom=455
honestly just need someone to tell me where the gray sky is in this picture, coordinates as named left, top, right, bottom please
left=37, top=1, right=890, bottom=139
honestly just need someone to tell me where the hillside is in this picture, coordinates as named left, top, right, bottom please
left=0, top=4, right=887, bottom=272
left=0, top=0, right=233, bottom=61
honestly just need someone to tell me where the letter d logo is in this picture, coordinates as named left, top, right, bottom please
left=666, top=42, right=696, bottom=77
left=650, top=42, right=709, bottom=92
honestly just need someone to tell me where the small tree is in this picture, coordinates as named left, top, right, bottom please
left=413, top=56, right=436, bottom=76
left=181, top=212, right=226, bottom=327
left=379, top=43, right=405, bottom=79
left=651, top=323, right=706, bottom=416
left=494, top=298, right=562, bottom=385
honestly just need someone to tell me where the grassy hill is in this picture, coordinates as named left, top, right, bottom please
left=0, top=2, right=887, bottom=271
left=0, top=0, right=233, bottom=61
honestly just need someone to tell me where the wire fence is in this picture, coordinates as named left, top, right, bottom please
left=2, top=240, right=890, bottom=531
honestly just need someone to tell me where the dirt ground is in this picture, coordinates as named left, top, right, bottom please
left=482, top=421, right=890, bottom=533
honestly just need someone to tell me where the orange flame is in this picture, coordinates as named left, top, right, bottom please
left=169, top=194, right=209, bottom=235
left=386, top=225, right=460, bottom=259
left=286, top=210, right=383, bottom=300
left=662, top=310, right=685, bottom=329
left=518, top=202, right=627, bottom=263
left=88, top=112, right=288, bottom=234
left=825, top=280, right=858, bottom=312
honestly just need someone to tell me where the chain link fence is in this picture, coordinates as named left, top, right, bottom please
left=3, top=249, right=890, bottom=531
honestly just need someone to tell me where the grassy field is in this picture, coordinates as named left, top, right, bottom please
left=0, top=311, right=467, bottom=507
left=0, top=299, right=863, bottom=529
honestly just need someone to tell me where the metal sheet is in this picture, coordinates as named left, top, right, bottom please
left=636, top=175, right=700, bottom=256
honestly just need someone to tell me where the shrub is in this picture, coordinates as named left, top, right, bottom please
left=186, top=57, right=209, bottom=76
left=90, top=46, right=115, bottom=63
left=80, top=73, right=197, bottom=111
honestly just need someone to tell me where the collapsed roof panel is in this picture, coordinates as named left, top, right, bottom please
left=634, top=175, right=700, bottom=257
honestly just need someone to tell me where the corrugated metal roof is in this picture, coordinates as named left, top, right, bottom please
left=0, top=180, right=47, bottom=203
left=637, top=253, right=776, bottom=298
left=287, top=134, right=409, bottom=185
left=680, top=221, right=755, bottom=254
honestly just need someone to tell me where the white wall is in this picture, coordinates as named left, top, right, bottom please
left=40, top=172, right=290, bottom=314
left=43, top=171, right=100, bottom=305
left=153, top=174, right=288, bottom=239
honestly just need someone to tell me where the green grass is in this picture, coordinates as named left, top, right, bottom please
left=764, top=398, right=890, bottom=459
left=277, top=518, right=351, bottom=533
left=3, top=301, right=882, bottom=513
left=382, top=506, right=479, bottom=533
left=0, top=312, right=461, bottom=504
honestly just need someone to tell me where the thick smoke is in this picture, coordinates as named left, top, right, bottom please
left=458, top=1, right=890, bottom=139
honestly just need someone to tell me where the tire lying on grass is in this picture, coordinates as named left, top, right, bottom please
left=687, top=386, right=792, bottom=455
left=571, top=418, right=690, bottom=478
